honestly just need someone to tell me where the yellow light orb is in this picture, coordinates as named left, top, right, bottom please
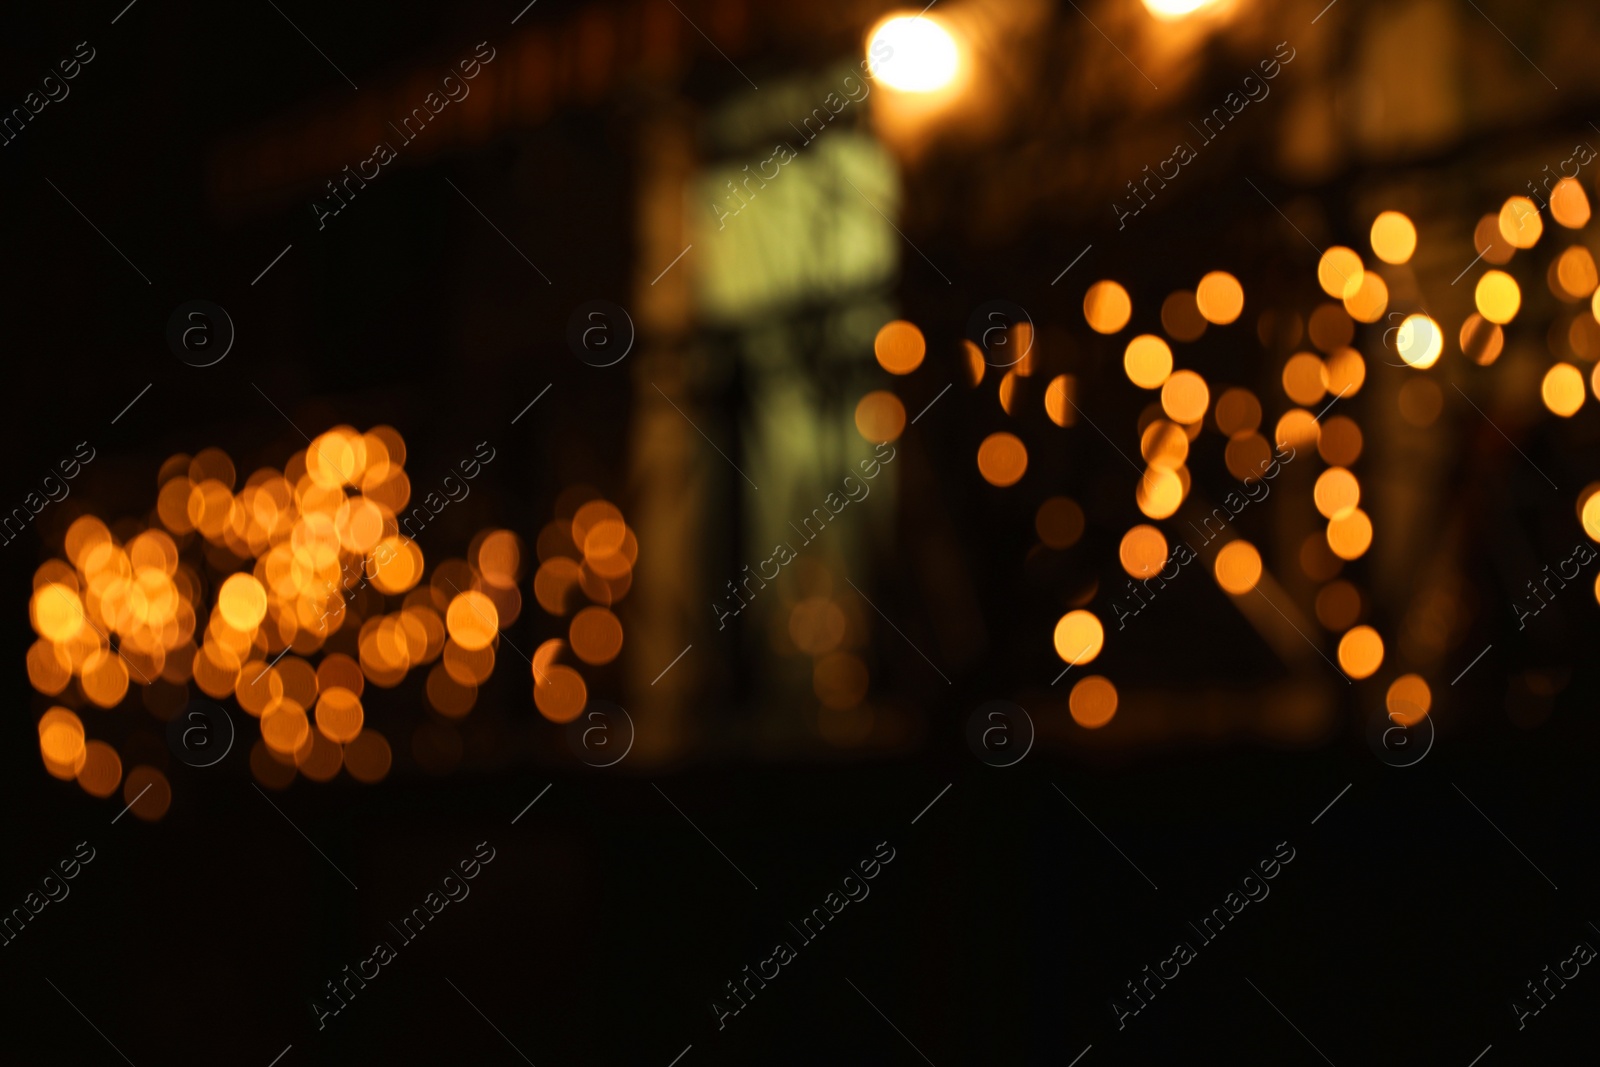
left=1195, top=271, right=1244, bottom=325
left=1370, top=211, right=1417, bottom=264
left=1395, top=314, right=1443, bottom=369
left=1317, top=247, right=1364, bottom=300
left=1542, top=363, right=1585, bottom=417
left=1084, top=281, right=1132, bottom=334
left=1044, top=375, right=1077, bottom=427
left=446, top=591, right=500, bottom=651
left=1141, top=0, right=1221, bottom=16
left=1498, top=196, right=1543, bottom=249
left=1282, top=353, right=1328, bottom=406
left=1326, top=508, right=1373, bottom=560
left=1135, top=466, right=1184, bottom=520
left=31, top=583, right=86, bottom=643
left=1551, top=178, right=1591, bottom=229
left=1161, top=370, right=1210, bottom=425
left=217, top=573, right=268, bottom=631
left=1313, top=468, right=1361, bottom=520
left=1124, top=335, right=1173, bottom=389
left=1474, top=270, right=1521, bottom=324
left=867, top=15, right=959, bottom=93
left=1344, top=272, right=1389, bottom=324
left=1053, top=610, right=1104, bottom=666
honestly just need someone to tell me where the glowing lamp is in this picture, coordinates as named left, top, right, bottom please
left=867, top=15, right=959, bottom=92
left=1141, top=0, right=1222, bottom=18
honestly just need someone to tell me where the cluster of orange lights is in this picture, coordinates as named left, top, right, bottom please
left=528, top=491, right=636, bottom=723
left=28, top=427, right=634, bottom=810
left=851, top=182, right=1600, bottom=734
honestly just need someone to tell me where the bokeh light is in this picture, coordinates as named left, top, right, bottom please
left=1119, top=525, right=1169, bottom=578
left=1213, top=541, right=1262, bottom=595
left=1337, top=626, right=1385, bottom=679
left=1053, top=610, right=1104, bottom=666
left=873, top=320, right=926, bottom=374
left=1084, top=281, right=1132, bottom=334
left=1124, top=335, right=1173, bottom=389
left=1395, top=314, right=1443, bottom=369
left=1370, top=211, right=1416, bottom=264
left=1316, top=247, right=1363, bottom=299
left=977, top=432, right=1028, bottom=487
left=1542, top=363, right=1585, bottom=417
left=1069, top=676, right=1118, bottom=727
left=1195, top=271, right=1244, bottom=325
left=1474, top=270, right=1521, bottom=324
left=1386, top=674, right=1432, bottom=726
left=856, top=391, right=908, bottom=442
left=867, top=15, right=960, bottom=93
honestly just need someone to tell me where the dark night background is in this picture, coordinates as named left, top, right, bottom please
left=5, top=0, right=1600, bottom=1063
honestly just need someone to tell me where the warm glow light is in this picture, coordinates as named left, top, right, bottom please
left=1319, top=418, right=1362, bottom=466
left=1370, top=211, right=1417, bottom=264
left=1141, top=0, right=1221, bottom=20
left=1282, top=353, right=1328, bottom=406
left=1498, top=196, right=1543, bottom=249
left=977, top=432, right=1028, bottom=487
left=867, top=15, right=959, bottom=93
left=1224, top=433, right=1271, bottom=480
left=1053, top=610, right=1104, bottom=666
left=1459, top=314, right=1503, bottom=366
left=874, top=320, right=926, bottom=374
left=1386, top=674, right=1432, bottom=726
left=1195, top=271, right=1244, bottom=325
left=1555, top=247, right=1598, bottom=300
left=1069, top=676, right=1118, bottom=728
left=1140, top=420, right=1188, bottom=469
left=218, top=573, right=268, bottom=630
left=1395, top=314, right=1443, bottom=369
left=856, top=390, right=907, bottom=442
left=1214, top=540, right=1262, bottom=594
left=1474, top=270, right=1521, bottom=324
left=1136, top=467, right=1184, bottom=519
left=1124, top=335, right=1173, bottom=389
left=1344, top=272, right=1389, bottom=323
left=1162, top=290, right=1207, bottom=340
left=570, top=606, right=624, bottom=665
left=1326, top=508, right=1373, bottom=560
left=1119, top=525, right=1169, bottom=578
left=1215, top=389, right=1262, bottom=437
left=1084, top=281, right=1132, bottom=334
left=1551, top=178, right=1591, bottom=229
left=1314, top=468, right=1361, bottom=519
left=1542, top=363, right=1585, bottom=417
left=446, top=591, right=500, bottom=651
left=1337, top=625, right=1384, bottom=679
left=1045, top=375, right=1077, bottom=427
left=1160, top=370, right=1210, bottom=424
left=315, top=688, right=364, bottom=743
left=1317, top=247, right=1364, bottom=300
